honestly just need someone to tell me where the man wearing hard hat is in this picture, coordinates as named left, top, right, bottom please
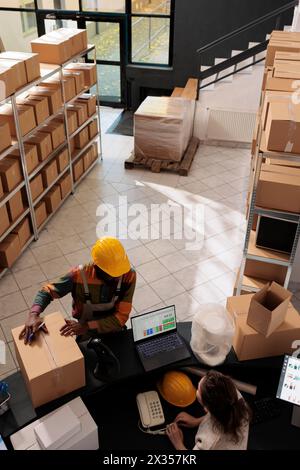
left=20, top=237, right=136, bottom=344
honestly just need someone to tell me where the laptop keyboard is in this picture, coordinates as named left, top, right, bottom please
left=137, top=333, right=183, bottom=358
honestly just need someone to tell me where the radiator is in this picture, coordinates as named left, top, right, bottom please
left=205, top=108, right=256, bottom=143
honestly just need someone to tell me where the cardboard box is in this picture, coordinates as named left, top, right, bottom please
left=271, top=31, right=300, bottom=42
left=7, top=190, right=24, bottom=222
left=0, top=176, right=3, bottom=199
left=273, top=59, right=300, bottom=79
left=31, top=35, right=73, bottom=65
left=44, top=185, right=61, bottom=214
left=41, top=159, right=58, bottom=187
left=256, top=167, right=300, bottom=213
left=55, top=28, right=88, bottom=55
left=134, top=96, right=194, bottom=161
left=226, top=294, right=300, bottom=361
left=261, top=90, right=291, bottom=131
left=244, top=258, right=288, bottom=285
left=54, top=111, right=78, bottom=135
left=91, top=142, right=98, bottom=161
left=27, top=132, right=53, bottom=162
left=265, top=70, right=296, bottom=93
left=29, top=87, right=62, bottom=115
left=0, top=233, right=21, bottom=268
left=0, top=51, right=40, bottom=83
left=40, top=121, right=65, bottom=150
left=66, top=63, right=97, bottom=88
left=73, top=158, right=84, bottom=181
left=0, top=64, right=16, bottom=99
left=0, top=58, right=27, bottom=90
left=75, top=126, right=89, bottom=149
left=12, top=312, right=86, bottom=408
left=9, top=144, right=39, bottom=175
left=12, top=216, right=31, bottom=248
left=266, top=40, right=300, bottom=67
left=17, top=96, right=50, bottom=126
left=0, top=104, right=36, bottom=137
left=68, top=103, right=88, bottom=127
left=63, top=70, right=85, bottom=95
left=0, top=205, right=10, bottom=237
left=41, top=75, right=76, bottom=103
left=0, top=121, right=12, bottom=154
left=57, top=148, right=69, bottom=173
left=0, top=156, right=22, bottom=192
left=77, top=94, right=96, bottom=117
left=275, top=50, right=300, bottom=62
left=34, top=200, right=47, bottom=227
left=70, top=137, right=75, bottom=155
left=265, top=101, right=300, bottom=153
left=83, top=147, right=93, bottom=172
left=30, top=173, right=44, bottom=201
left=10, top=397, right=98, bottom=451
left=247, top=282, right=292, bottom=337
left=88, top=119, right=98, bottom=139
left=59, top=172, right=72, bottom=199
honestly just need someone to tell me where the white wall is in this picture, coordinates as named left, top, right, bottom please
left=0, top=10, right=37, bottom=52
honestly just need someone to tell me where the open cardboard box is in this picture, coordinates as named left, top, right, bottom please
left=247, top=282, right=292, bottom=337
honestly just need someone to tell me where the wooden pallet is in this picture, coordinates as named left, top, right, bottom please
left=125, top=137, right=200, bottom=176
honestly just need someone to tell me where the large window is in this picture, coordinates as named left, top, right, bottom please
left=131, top=0, right=172, bottom=65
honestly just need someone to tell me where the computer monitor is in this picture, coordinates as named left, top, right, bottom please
left=131, top=305, right=176, bottom=343
left=276, top=355, right=300, bottom=427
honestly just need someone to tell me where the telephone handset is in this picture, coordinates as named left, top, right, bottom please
left=136, top=391, right=165, bottom=428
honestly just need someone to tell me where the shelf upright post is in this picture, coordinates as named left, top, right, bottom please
left=59, top=66, right=75, bottom=194
left=11, top=95, right=39, bottom=240
left=93, top=47, right=103, bottom=160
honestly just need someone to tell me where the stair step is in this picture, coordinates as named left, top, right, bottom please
left=248, top=42, right=266, bottom=64
left=266, top=33, right=271, bottom=40
left=200, top=65, right=216, bottom=90
left=284, top=25, right=292, bottom=31
left=214, top=58, right=234, bottom=82
left=232, top=50, right=253, bottom=74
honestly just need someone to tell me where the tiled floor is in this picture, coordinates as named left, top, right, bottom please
left=1, top=106, right=300, bottom=380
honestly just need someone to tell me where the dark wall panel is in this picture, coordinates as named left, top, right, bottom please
left=127, top=0, right=294, bottom=109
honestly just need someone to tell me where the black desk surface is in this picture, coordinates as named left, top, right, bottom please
left=1, top=322, right=300, bottom=449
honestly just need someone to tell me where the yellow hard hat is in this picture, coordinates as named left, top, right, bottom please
left=91, top=237, right=130, bottom=277
left=157, top=371, right=197, bottom=408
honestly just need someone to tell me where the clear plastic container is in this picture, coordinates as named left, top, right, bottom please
left=190, top=303, right=235, bottom=366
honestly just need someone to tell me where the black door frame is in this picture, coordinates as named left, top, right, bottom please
left=36, top=10, right=128, bottom=108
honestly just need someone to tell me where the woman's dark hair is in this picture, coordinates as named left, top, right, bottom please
left=200, top=370, right=251, bottom=443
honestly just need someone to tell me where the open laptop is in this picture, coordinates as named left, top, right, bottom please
left=131, top=305, right=191, bottom=372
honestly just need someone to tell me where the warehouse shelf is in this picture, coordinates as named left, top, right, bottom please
left=0, top=41, right=102, bottom=273
left=254, top=206, right=300, bottom=223
left=62, top=44, right=95, bottom=68
left=28, top=142, right=68, bottom=181
left=22, top=107, right=64, bottom=142
left=66, top=86, right=95, bottom=105
left=69, top=113, right=98, bottom=140
left=33, top=166, right=70, bottom=208
left=0, top=234, right=35, bottom=280
left=0, top=181, right=26, bottom=209
left=0, top=207, right=30, bottom=244
left=71, top=133, right=100, bottom=164
left=236, top=102, right=300, bottom=294
left=37, top=190, right=72, bottom=234
left=0, top=140, right=19, bottom=163
left=74, top=157, right=99, bottom=189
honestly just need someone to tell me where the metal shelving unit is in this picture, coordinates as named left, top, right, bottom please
left=235, top=104, right=300, bottom=294
left=0, top=43, right=102, bottom=280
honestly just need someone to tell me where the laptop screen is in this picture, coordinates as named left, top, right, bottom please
left=131, top=305, right=176, bottom=342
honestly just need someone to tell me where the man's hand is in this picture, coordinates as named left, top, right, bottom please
left=60, top=319, right=88, bottom=337
left=166, top=423, right=186, bottom=450
left=175, top=412, right=202, bottom=428
left=19, top=313, right=48, bottom=345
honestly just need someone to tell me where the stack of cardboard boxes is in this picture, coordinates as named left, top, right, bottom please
left=227, top=282, right=300, bottom=360
left=0, top=28, right=99, bottom=271
left=243, top=30, right=300, bottom=288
